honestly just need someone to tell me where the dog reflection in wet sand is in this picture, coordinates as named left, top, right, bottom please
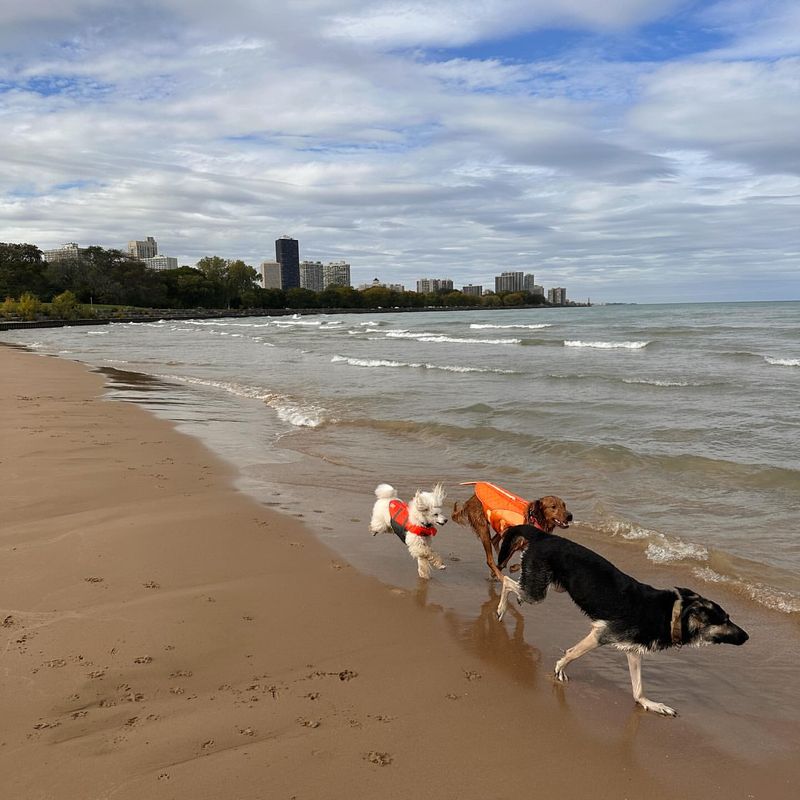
left=497, top=524, right=748, bottom=716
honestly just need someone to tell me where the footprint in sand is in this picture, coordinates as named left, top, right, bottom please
left=365, top=751, right=393, bottom=766
left=464, top=670, right=482, bottom=681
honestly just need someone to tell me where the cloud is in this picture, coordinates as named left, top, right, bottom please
left=0, top=0, right=798, bottom=302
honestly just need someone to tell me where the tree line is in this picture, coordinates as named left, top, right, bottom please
left=0, top=242, right=549, bottom=317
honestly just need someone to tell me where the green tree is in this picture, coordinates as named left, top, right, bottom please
left=285, top=287, right=318, bottom=308
left=503, top=292, right=525, bottom=306
left=195, top=255, right=229, bottom=306
left=360, top=286, right=393, bottom=308
left=226, top=259, right=260, bottom=308
left=480, top=293, right=502, bottom=307
left=17, top=291, right=42, bottom=320
left=0, top=243, right=46, bottom=298
left=50, top=290, right=81, bottom=319
left=442, top=290, right=472, bottom=307
left=1, top=296, right=18, bottom=318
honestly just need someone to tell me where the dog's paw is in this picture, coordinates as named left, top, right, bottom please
left=640, top=699, right=677, bottom=717
left=553, top=665, right=569, bottom=683
left=509, top=563, right=520, bottom=573
left=496, top=606, right=505, bottom=621
left=437, top=564, right=446, bottom=570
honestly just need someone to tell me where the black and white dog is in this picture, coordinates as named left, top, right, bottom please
left=496, top=525, right=748, bottom=716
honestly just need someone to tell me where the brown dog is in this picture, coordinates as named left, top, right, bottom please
left=452, top=482, right=572, bottom=580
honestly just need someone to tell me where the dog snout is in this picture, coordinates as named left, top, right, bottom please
left=732, top=625, right=749, bottom=645
left=566, top=512, right=573, bottom=522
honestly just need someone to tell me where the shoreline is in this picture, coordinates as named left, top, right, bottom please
left=1, top=345, right=796, bottom=799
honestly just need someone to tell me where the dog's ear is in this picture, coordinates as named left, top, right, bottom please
left=676, top=587, right=700, bottom=601
left=527, top=500, right=543, bottom=527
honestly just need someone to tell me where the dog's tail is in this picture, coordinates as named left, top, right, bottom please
left=374, top=483, right=397, bottom=500
left=497, top=525, right=541, bottom=569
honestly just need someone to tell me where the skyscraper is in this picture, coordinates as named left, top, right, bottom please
left=323, top=261, right=351, bottom=289
left=300, top=261, right=324, bottom=292
left=128, top=236, right=158, bottom=259
left=260, top=260, right=282, bottom=289
left=275, top=236, right=300, bottom=290
left=495, top=271, right=524, bottom=293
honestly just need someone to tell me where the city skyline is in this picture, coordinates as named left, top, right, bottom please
left=1, top=3, right=798, bottom=303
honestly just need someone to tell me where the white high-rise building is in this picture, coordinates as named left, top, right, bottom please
left=323, top=261, right=351, bottom=288
left=128, top=236, right=158, bottom=259
left=42, top=242, right=87, bottom=263
left=300, top=261, right=324, bottom=292
left=462, top=284, right=482, bottom=297
left=260, top=260, right=282, bottom=289
left=143, top=255, right=178, bottom=271
left=548, top=287, right=567, bottom=305
left=416, top=278, right=453, bottom=293
left=495, top=271, right=524, bottom=292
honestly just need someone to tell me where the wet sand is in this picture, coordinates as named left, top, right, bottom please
left=1, top=344, right=796, bottom=799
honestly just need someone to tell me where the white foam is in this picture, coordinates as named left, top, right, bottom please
left=158, top=375, right=329, bottom=428
left=564, top=340, right=650, bottom=349
left=622, top=378, right=690, bottom=387
left=470, top=323, right=552, bottom=330
left=330, top=355, right=515, bottom=374
left=646, top=539, right=709, bottom=563
left=385, top=331, right=520, bottom=345
left=692, top=567, right=800, bottom=614
left=764, top=356, right=800, bottom=367
left=603, top=519, right=708, bottom=563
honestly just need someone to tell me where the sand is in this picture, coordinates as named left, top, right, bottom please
left=0, top=344, right=796, bottom=799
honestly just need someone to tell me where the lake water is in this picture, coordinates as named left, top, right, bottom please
left=5, top=301, right=799, bottom=616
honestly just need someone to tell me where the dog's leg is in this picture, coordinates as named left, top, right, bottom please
left=416, top=556, right=432, bottom=579
left=428, top=549, right=447, bottom=571
left=497, top=576, right=521, bottom=621
left=554, top=625, right=603, bottom=682
left=625, top=652, right=677, bottom=717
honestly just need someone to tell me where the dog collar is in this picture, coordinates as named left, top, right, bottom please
left=670, top=590, right=683, bottom=645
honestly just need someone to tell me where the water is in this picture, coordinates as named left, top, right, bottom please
left=5, top=301, right=800, bottom=615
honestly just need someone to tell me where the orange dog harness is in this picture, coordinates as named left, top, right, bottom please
left=389, top=499, right=437, bottom=541
left=467, top=481, right=540, bottom=535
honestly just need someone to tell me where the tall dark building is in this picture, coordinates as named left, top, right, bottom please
left=275, top=235, right=300, bottom=290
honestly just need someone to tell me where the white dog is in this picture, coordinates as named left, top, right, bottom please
left=370, top=483, right=448, bottom=579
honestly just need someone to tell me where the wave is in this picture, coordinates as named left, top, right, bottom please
left=764, top=356, right=800, bottom=367
left=622, top=378, right=691, bottom=387
left=158, top=374, right=330, bottom=428
left=691, top=567, right=800, bottom=614
left=330, top=355, right=516, bottom=374
left=564, top=340, right=650, bottom=349
left=470, top=323, right=552, bottom=330
left=384, top=331, right=520, bottom=345
left=589, top=518, right=799, bottom=614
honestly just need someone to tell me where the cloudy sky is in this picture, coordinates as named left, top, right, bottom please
left=1, top=1, right=798, bottom=302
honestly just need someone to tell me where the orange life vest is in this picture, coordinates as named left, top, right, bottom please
left=389, top=499, right=437, bottom=541
left=467, top=481, right=531, bottom=536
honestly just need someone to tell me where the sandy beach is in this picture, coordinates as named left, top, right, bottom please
left=1, top=344, right=797, bottom=800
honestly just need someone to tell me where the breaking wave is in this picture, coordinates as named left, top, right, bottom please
left=384, top=331, right=520, bottom=345
left=330, top=355, right=516, bottom=374
left=158, top=374, right=330, bottom=428
left=470, top=323, right=552, bottom=330
left=764, top=356, right=800, bottom=367
left=564, top=340, right=650, bottom=349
